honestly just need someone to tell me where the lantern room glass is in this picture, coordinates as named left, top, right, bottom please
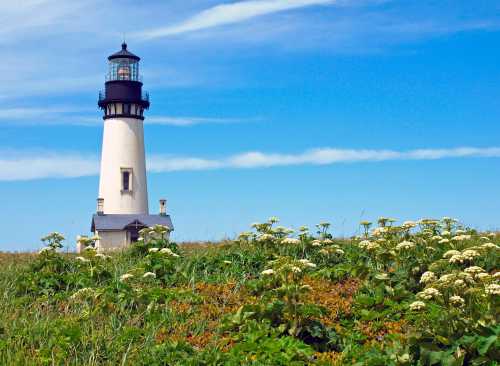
left=107, top=58, right=140, bottom=82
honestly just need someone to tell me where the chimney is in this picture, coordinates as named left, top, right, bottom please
left=159, top=199, right=167, bottom=216
left=97, top=198, right=104, bottom=215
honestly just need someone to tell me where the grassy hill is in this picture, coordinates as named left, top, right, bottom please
left=0, top=218, right=498, bottom=365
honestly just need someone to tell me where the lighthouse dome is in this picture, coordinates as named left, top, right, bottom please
left=108, top=42, right=140, bottom=61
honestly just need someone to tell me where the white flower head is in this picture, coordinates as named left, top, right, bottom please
left=409, top=301, right=426, bottom=311
left=464, top=266, right=485, bottom=275
left=396, top=241, right=415, bottom=251
left=449, top=254, right=465, bottom=264
left=449, top=295, right=465, bottom=307
left=462, top=249, right=480, bottom=261
left=443, top=250, right=461, bottom=258
left=485, top=284, right=500, bottom=295
left=481, top=242, right=499, bottom=250
left=257, top=234, right=275, bottom=242
left=143, top=272, right=156, bottom=279
left=160, top=248, right=179, bottom=257
left=261, top=269, right=274, bottom=276
left=148, top=248, right=160, bottom=253
left=282, top=238, right=300, bottom=245
left=76, top=256, right=90, bottom=263
left=312, top=240, right=322, bottom=247
left=420, top=271, right=437, bottom=284
left=120, top=273, right=134, bottom=282
left=417, top=287, right=441, bottom=300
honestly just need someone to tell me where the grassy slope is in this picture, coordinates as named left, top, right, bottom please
left=0, top=226, right=498, bottom=365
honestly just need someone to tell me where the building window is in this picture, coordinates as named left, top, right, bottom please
left=123, top=103, right=131, bottom=115
left=121, top=168, right=133, bottom=192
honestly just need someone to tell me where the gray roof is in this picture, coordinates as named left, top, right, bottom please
left=91, top=214, right=173, bottom=232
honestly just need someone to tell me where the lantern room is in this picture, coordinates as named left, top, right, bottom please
left=107, top=43, right=141, bottom=82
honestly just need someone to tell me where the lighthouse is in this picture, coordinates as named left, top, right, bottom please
left=88, top=43, right=173, bottom=251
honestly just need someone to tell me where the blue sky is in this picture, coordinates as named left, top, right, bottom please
left=1, top=0, right=500, bottom=251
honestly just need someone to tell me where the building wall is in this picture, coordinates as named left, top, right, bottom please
left=98, top=117, right=149, bottom=214
left=96, top=230, right=129, bottom=251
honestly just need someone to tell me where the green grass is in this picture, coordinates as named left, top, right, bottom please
left=0, top=220, right=498, bottom=365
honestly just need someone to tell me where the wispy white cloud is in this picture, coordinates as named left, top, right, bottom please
left=2, top=146, right=499, bottom=181
left=135, top=0, right=337, bottom=40
left=147, top=116, right=255, bottom=126
left=0, top=106, right=249, bottom=127
left=149, top=147, right=500, bottom=171
left=0, top=151, right=98, bottom=181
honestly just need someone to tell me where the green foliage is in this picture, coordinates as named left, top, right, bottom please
left=0, top=218, right=498, bottom=365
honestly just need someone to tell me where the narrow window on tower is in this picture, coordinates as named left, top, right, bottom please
left=123, top=103, right=130, bottom=115
left=121, top=168, right=133, bottom=193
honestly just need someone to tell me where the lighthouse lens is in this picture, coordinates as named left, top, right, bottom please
left=107, top=58, right=140, bottom=82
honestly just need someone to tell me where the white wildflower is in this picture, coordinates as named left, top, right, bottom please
left=454, top=279, right=465, bottom=288
left=223, top=260, right=232, bottom=264
left=358, top=240, right=371, bottom=249
left=409, top=301, right=426, bottom=311
left=298, top=259, right=317, bottom=268
left=396, top=241, right=415, bottom=250
left=449, top=254, right=465, bottom=264
left=282, top=238, right=300, bottom=245
left=431, top=235, right=442, bottom=241
left=261, top=269, right=274, bottom=276
left=366, top=242, right=380, bottom=251
left=160, top=248, right=180, bottom=257
left=257, top=234, right=275, bottom=242
left=148, top=248, right=159, bottom=253
left=464, top=266, right=485, bottom=275
left=452, top=235, right=471, bottom=241
left=443, top=250, right=461, bottom=258
left=438, top=274, right=456, bottom=284
left=417, top=287, right=441, bottom=300
left=485, top=284, right=500, bottom=295
left=76, top=256, right=90, bottom=263
left=439, top=238, right=450, bottom=244
left=420, top=271, right=437, bottom=284
left=481, top=242, right=499, bottom=250
left=143, top=272, right=156, bottom=279
left=441, top=230, right=451, bottom=237
left=312, top=240, right=322, bottom=247
left=291, top=266, right=302, bottom=273
left=462, top=250, right=480, bottom=261
left=449, top=295, right=465, bottom=307
left=120, top=273, right=134, bottom=282
left=39, top=247, right=53, bottom=254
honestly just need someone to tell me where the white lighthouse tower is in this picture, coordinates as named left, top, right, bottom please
left=88, top=43, right=173, bottom=251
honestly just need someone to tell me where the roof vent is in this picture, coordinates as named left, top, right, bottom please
left=159, top=199, right=167, bottom=216
left=97, top=198, right=104, bottom=216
